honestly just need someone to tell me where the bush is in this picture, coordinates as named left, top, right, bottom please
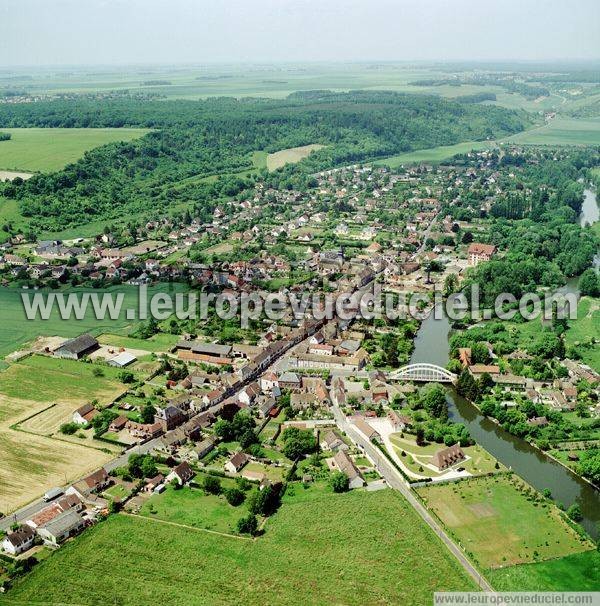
left=118, top=370, right=135, bottom=384
left=60, top=422, right=79, bottom=435
left=236, top=513, right=258, bottom=536
left=330, top=471, right=350, bottom=493
left=567, top=503, right=583, bottom=522
left=202, top=474, right=222, bottom=495
left=224, top=487, right=245, bottom=506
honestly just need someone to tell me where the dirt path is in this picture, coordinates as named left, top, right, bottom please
left=122, top=512, right=253, bottom=541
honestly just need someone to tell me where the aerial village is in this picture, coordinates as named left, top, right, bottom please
left=0, top=147, right=598, bottom=565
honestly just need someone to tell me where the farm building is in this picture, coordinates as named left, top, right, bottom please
left=37, top=510, right=85, bottom=546
left=107, top=351, right=137, bottom=367
left=73, top=403, right=99, bottom=425
left=54, top=334, right=99, bottom=360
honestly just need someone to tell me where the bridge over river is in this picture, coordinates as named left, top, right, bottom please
left=388, top=362, right=456, bottom=383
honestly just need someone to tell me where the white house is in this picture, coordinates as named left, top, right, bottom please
left=2, top=526, right=35, bottom=555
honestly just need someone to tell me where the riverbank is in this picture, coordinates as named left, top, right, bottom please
left=458, top=390, right=600, bottom=494
left=410, top=308, right=600, bottom=540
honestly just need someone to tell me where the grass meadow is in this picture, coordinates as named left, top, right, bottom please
left=376, top=140, right=494, bottom=167
left=0, top=127, right=149, bottom=172
left=139, top=479, right=252, bottom=534
left=504, top=117, right=600, bottom=146
left=2, top=488, right=477, bottom=605
left=563, top=296, right=600, bottom=373
left=417, top=475, right=593, bottom=569
left=488, top=550, right=600, bottom=592
left=0, top=354, right=129, bottom=405
left=0, top=283, right=187, bottom=359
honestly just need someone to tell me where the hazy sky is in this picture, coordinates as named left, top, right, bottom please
left=1, top=0, right=599, bottom=66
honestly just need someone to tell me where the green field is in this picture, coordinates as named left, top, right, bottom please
left=98, top=332, right=179, bottom=353
left=140, top=480, right=251, bottom=534
left=564, top=296, right=600, bottom=373
left=376, top=140, right=494, bottom=166
left=505, top=117, right=600, bottom=146
left=417, top=475, right=592, bottom=569
left=0, top=355, right=128, bottom=406
left=0, top=128, right=149, bottom=172
left=375, top=116, right=600, bottom=167
left=2, top=489, right=477, bottom=605
left=489, top=550, right=600, bottom=591
left=0, top=283, right=187, bottom=359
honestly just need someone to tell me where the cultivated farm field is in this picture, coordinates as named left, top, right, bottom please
left=505, top=117, right=600, bottom=146
left=266, top=144, right=325, bottom=171
left=2, top=488, right=477, bottom=605
left=0, top=355, right=128, bottom=404
left=417, top=475, right=593, bottom=569
left=0, top=127, right=149, bottom=172
left=376, top=140, right=494, bottom=167
left=0, top=284, right=187, bottom=359
left=0, top=355, right=131, bottom=511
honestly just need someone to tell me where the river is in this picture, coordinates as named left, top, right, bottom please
left=409, top=187, right=599, bottom=538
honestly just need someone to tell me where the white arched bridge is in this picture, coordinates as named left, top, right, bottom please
left=388, top=363, right=457, bottom=384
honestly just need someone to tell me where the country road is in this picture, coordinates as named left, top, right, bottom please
left=331, top=403, right=493, bottom=592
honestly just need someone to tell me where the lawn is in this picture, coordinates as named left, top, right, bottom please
left=417, top=475, right=593, bottom=569
left=488, top=550, right=600, bottom=592
left=390, top=433, right=502, bottom=478
left=0, top=127, right=149, bottom=172
left=139, top=480, right=250, bottom=534
left=2, top=489, right=477, bottom=605
left=266, top=144, right=325, bottom=171
left=504, top=117, right=600, bottom=146
left=0, top=283, right=187, bottom=359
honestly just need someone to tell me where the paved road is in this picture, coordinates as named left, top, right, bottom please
left=0, top=497, right=51, bottom=531
left=411, top=213, right=439, bottom=259
left=332, top=403, right=493, bottom=591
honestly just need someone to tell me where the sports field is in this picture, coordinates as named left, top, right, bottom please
left=2, top=488, right=477, bottom=605
left=417, top=475, right=592, bottom=569
left=0, top=127, right=149, bottom=172
left=266, top=144, right=325, bottom=171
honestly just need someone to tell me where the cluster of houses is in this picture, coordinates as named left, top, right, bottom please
left=1, top=468, right=113, bottom=556
left=460, top=344, right=598, bottom=415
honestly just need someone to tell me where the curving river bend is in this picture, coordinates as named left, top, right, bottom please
left=410, top=186, right=600, bottom=538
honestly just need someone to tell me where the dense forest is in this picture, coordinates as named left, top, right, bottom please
left=0, top=91, right=529, bottom=231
